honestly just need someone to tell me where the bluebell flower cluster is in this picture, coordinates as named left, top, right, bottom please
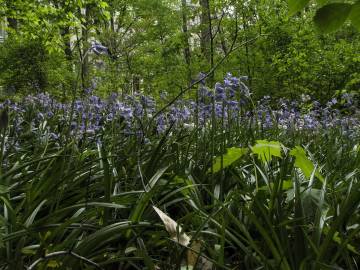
left=1, top=73, right=359, bottom=149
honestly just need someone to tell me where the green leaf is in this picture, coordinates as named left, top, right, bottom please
left=209, top=147, right=248, bottom=173
left=99, top=1, right=109, bottom=9
left=259, top=180, right=293, bottom=191
left=25, top=199, right=47, bottom=227
left=314, top=3, right=352, bottom=33
left=0, top=185, right=9, bottom=194
left=316, top=0, right=329, bottom=6
left=290, top=146, right=324, bottom=182
left=332, top=232, right=359, bottom=255
left=251, top=140, right=282, bottom=163
left=288, top=0, right=310, bottom=15
left=349, top=1, right=360, bottom=31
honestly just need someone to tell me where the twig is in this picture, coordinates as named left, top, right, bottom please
left=152, top=34, right=263, bottom=120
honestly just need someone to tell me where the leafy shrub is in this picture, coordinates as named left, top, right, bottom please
left=0, top=37, right=47, bottom=95
left=0, top=37, right=75, bottom=99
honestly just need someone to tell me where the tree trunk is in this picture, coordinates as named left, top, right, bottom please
left=81, top=5, right=90, bottom=92
left=61, top=26, right=72, bottom=61
left=200, top=0, right=213, bottom=83
left=241, top=5, right=252, bottom=87
left=181, top=0, right=192, bottom=85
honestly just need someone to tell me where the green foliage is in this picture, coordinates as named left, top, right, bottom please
left=289, top=0, right=360, bottom=33
left=251, top=140, right=283, bottom=163
left=0, top=37, right=47, bottom=95
left=290, top=146, right=325, bottom=182
left=349, top=1, right=360, bottom=30
left=288, top=0, right=310, bottom=16
left=314, top=3, right=352, bottom=33
left=209, top=147, right=248, bottom=173
left=0, top=37, right=74, bottom=98
left=0, top=100, right=359, bottom=269
left=1, top=0, right=359, bottom=100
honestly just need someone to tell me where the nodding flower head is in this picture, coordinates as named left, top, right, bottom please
left=215, top=83, right=226, bottom=101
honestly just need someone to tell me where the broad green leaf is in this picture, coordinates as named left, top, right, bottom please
left=349, top=1, right=360, bottom=31
left=99, top=1, right=109, bottom=8
left=209, top=147, right=247, bottom=173
left=251, top=140, right=282, bottom=163
left=290, top=146, right=324, bottom=182
left=314, top=3, right=352, bottom=33
left=288, top=0, right=310, bottom=15
left=316, top=0, right=329, bottom=6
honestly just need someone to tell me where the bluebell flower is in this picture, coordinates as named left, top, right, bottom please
left=215, top=83, right=226, bottom=101
left=156, top=114, right=167, bottom=134
left=120, top=106, right=133, bottom=120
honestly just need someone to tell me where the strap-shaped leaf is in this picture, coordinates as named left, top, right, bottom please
left=314, top=3, right=352, bottom=33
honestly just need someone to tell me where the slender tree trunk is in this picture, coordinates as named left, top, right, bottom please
left=61, top=26, right=72, bottom=61
left=241, top=5, right=252, bottom=87
left=200, top=0, right=213, bottom=83
left=219, top=26, right=228, bottom=55
left=81, top=5, right=90, bottom=92
left=181, top=0, right=192, bottom=85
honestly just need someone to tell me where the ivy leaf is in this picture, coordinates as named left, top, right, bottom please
left=349, top=1, right=360, bottom=31
left=314, top=3, right=352, bottom=33
left=290, top=146, right=324, bottom=182
left=209, top=147, right=248, bottom=173
left=288, top=0, right=310, bottom=16
left=251, top=140, right=283, bottom=163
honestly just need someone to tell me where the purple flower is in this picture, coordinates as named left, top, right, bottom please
left=215, top=83, right=226, bottom=101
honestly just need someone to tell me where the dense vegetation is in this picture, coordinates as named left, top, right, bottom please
left=1, top=0, right=360, bottom=100
left=0, top=0, right=359, bottom=269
